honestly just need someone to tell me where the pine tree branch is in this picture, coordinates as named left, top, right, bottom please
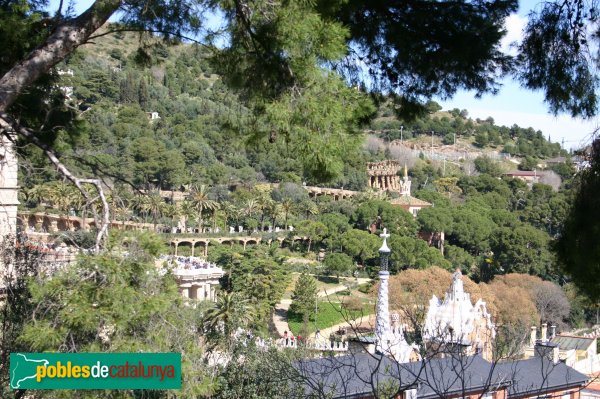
left=0, top=0, right=122, bottom=111
left=0, top=112, right=110, bottom=253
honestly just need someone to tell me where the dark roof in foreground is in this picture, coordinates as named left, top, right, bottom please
left=294, top=353, right=588, bottom=399
left=495, top=356, right=588, bottom=397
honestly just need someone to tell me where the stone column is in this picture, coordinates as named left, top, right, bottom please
left=375, top=270, right=391, bottom=355
left=197, top=284, right=205, bottom=300
left=49, top=220, right=59, bottom=233
left=181, top=287, right=189, bottom=298
left=375, top=229, right=392, bottom=355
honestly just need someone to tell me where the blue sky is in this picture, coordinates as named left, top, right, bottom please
left=49, top=0, right=598, bottom=150
left=437, top=0, right=599, bottom=150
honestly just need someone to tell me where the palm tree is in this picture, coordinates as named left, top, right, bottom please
left=190, top=185, right=218, bottom=233
left=46, top=181, right=78, bottom=213
left=204, top=292, right=255, bottom=337
left=46, top=181, right=82, bottom=229
left=22, top=184, right=47, bottom=208
left=266, top=201, right=282, bottom=230
left=243, top=198, right=258, bottom=218
left=300, top=200, right=319, bottom=220
left=146, top=192, right=165, bottom=230
left=221, top=201, right=241, bottom=229
left=256, top=194, right=274, bottom=231
left=132, top=194, right=150, bottom=223
left=162, top=203, right=181, bottom=232
left=210, top=204, right=222, bottom=232
left=179, top=200, right=196, bottom=233
left=280, top=199, right=295, bottom=230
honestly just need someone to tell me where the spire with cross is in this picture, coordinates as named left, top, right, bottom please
left=379, top=228, right=391, bottom=271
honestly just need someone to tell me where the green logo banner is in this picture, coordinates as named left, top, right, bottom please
left=10, top=353, right=181, bottom=390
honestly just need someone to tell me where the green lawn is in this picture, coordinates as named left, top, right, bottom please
left=287, top=301, right=374, bottom=336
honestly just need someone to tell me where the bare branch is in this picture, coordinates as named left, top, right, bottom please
left=0, top=112, right=109, bottom=252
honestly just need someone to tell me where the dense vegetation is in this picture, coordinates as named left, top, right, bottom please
left=19, top=31, right=567, bottom=193
left=15, top=33, right=594, bottom=330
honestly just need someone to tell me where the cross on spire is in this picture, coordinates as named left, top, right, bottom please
left=379, top=228, right=391, bottom=255
left=380, top=228, right=390, bottom=240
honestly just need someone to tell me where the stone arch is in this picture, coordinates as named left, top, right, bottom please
left=176, top=241, right=193, bottom=256
left=72, top=220, right=81, bottom=230
left=57, top=218, right=69, bottom=232
left=27, top=214, right=37, bottom=230
left=42, top=216, right=51, bottom=233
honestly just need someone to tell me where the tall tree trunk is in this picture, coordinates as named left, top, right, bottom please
left=0, top=0, right=122, bottom=111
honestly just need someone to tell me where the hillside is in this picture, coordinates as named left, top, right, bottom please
left=13, top=28, right=596, bottom=333
left=17, top=28, right=568, bottom=194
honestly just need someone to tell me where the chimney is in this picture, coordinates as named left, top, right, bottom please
left=534, top=341, right=560, bottom=364
left=530, top=326, right=537, bottom=347
left=541, top=323, right=547, bottom=342
left=550, top=325, right=556, bottom=340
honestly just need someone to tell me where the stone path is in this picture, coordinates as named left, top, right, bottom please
left=273, top=299, right=292, bottom=337
left=316, top=314, right=376, bottom=341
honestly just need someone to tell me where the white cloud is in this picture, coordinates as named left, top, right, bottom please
left=501, top=13, right=527, bottom=55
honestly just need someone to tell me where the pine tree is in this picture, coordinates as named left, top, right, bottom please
left=138, top=77, right=149, bottom=109
left=290, top=272, right=318, bottom=335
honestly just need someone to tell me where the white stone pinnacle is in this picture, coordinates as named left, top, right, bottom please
left=379, top=228, right=391, bottom=253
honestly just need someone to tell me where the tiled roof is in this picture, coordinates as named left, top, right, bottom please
left=389, top=195, right=432, bottom=207
left=295, top=354, right=589, bottom=399
left=504, top=171, right=544, bottom=177
left=495, top=356, right=588, bottom=397
left=295, top=354, right=509, bottom=399
left=552, top=334, right=596, bottom=351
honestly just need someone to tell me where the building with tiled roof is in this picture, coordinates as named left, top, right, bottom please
left=524, top=325, right=600, bottom=376
left=295, top=352, right=589, bottom=399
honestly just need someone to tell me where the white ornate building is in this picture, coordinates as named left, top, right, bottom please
left=159, top=256, right=224, bottom=301
left=374, top=229, right=420, bottom=362
left=423, top=269, right=495, bottom=360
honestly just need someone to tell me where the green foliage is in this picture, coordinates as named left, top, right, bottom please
left=474, top=156, right=502, bottom=177
left=417, top=206, right=453, bottom=235
left=289, top=273, right=318, bottom=334
left=352, top=200, right=418, bottom=236
left=556, top=143, right=600, bottom=300
left=339, top=229, right=379, bottom=265
left=213, top=341, right=299, bottom=398
left=490, top=225, right=553, bottom=276
left=204, top=292, right=256, bottom=339
left=17, top=239, right=212, bottom=397
left=519, top=156, right=539, bottom=171
left=389, top=235, right=451, bottom=271
left=322, top=252, right=353, bottom=280
left=213, top=245, right=291, bottom=331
